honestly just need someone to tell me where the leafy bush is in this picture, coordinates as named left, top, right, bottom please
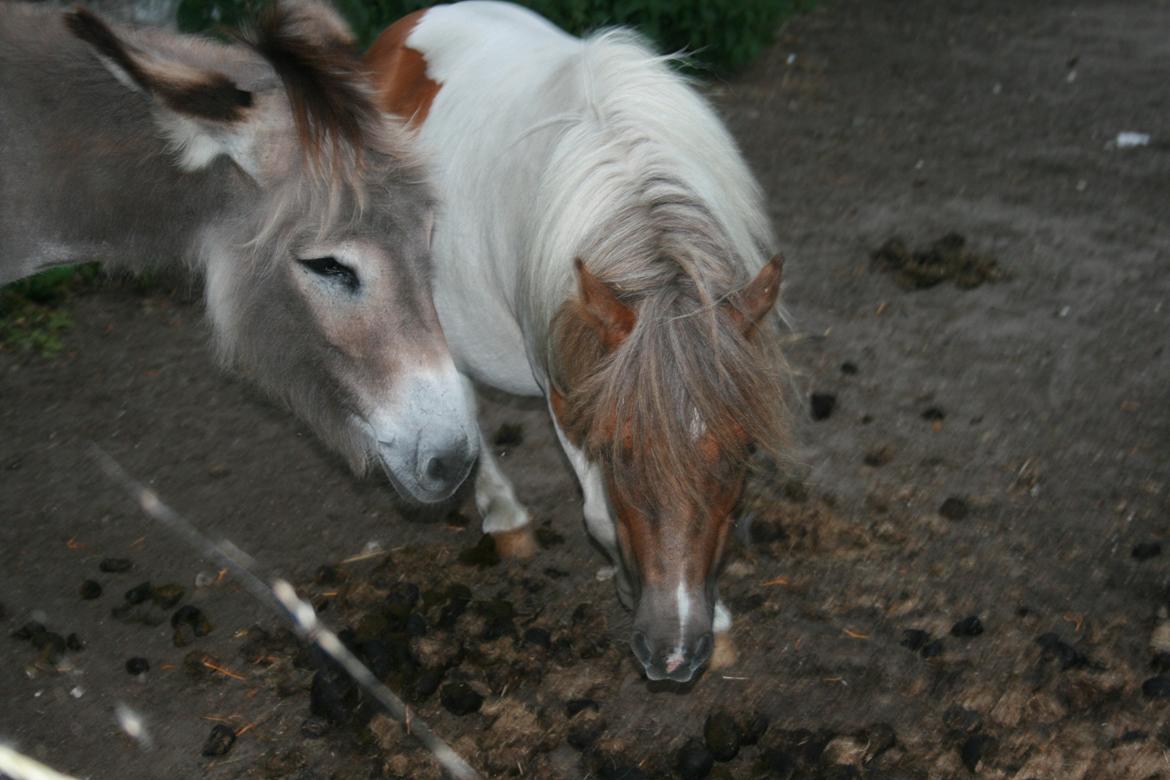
left=0, top=265, right=99, bottom=357
left=178, top=0, right=810, bottom=72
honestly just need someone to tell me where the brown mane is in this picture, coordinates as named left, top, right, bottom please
left=551, top=261, right=791, bottom=514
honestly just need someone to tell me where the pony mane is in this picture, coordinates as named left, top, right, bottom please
left=538, top=30, right=791, bottom=510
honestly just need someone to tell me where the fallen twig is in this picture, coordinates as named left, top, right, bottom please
left=92, top=447, right=482, bottom=780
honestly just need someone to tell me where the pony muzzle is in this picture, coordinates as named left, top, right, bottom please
left=631, top=585, right=715, bottom=683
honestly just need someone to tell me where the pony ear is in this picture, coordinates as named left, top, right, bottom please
left=728, top=254, right=784, bottom=335
left=65, top=8, right=257, bottom=174
left=574, top=258, right=636, bottom=349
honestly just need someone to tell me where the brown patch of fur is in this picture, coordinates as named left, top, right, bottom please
left=65, top=8, right=251, bottom=122
left=364, top=10, right=442, bottom=129
left=491, top=526, right=538, bottom=559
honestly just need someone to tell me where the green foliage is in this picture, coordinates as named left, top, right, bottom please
left=0, top=265, right=99, bottom=357
left=177, top=0, right=810, bottom=73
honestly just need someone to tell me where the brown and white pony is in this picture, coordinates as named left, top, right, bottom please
left=0, top=1, right=478, bottom=502
left=367, top=2, right=789, bottom=682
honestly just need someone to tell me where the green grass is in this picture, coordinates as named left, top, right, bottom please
left=0, top=265, right=99, bottom=357
left=179, top=0, right=812, bottom=73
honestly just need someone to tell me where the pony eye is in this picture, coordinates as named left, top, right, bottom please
left=298, top=256, right=360, bottom=292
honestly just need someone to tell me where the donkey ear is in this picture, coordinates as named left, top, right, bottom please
left=727, top=254, right=784, bottom=335
left=574, top=258, right=636, bottom=349
left=65, top=8, right=256, bottom=172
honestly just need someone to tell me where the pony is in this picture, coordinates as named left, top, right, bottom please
left=0, top=0, right=478, bottom=503
left=366, top=1, right=789, bottom=682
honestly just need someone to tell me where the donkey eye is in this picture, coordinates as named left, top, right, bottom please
left=298, top=256, right=360, bottom=292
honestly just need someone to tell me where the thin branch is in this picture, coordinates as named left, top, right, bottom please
left=91, top=447, right=482, bottom=780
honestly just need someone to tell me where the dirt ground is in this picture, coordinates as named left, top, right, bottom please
left=2, top=0, right=1169, bottom=778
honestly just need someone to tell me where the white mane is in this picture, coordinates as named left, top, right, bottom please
left=516, top=29, right=776, bottom=363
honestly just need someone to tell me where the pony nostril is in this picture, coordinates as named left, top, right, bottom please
left=692, top=632, right=714, bottom=668
left=631, top=631, right=652, bottom=665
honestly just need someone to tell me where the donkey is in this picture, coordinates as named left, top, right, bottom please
left=0, top=1, right=478, bottom=502
left=367, top=2, right=790, bottom=682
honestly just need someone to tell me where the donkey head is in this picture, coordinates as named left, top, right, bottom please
left=65, top=3, right=477, bottom=502
left=551, top=257, right=785, bottom=682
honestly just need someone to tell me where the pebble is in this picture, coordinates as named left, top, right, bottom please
left=703, top=710, right=742, bottom=762
left=439, top=681, right=484, bottom=716
left=151, top=584, right=185, bottom=609
left=921, top=406, right=945, bottom=421
left=310, top=663, right=360, bottom=725
left=863, top=446, right=894, bottom=467
left=960, top=734, right=996, bottom=772
left=1133, top=542, right=1162, bottom=561
left=201, top=724, right=236, bottom=757
left=950, top=616, right=984, bottom=637
left=99, top=558, right=133, bottom=573
left=675, top=737, right=714, bottom=779
left=810, top=392, right=837, bottom=421
left=1141, top=676, right=1170, bottom=699
left=79, top=580, right=103, bottom=600
left=840, top=361, right=859, bottom=375
left=124, top=582, right=153, bottom=605
left=66, top=633, right=84, bottom=652
left=125, top=657, right=150, bottom=675
left=920, top=639, right=944, bottom=659
left=900, top=629, right=930, bottom=652
left=408, top=668, right=443, bottom=703
left=33, top=631, right=67, bottom=662
left=938, top=497, right=968, bottom=521
left=171, top=605, right=212, bottom=637
left=1036, top=632, right=1090, bottom=670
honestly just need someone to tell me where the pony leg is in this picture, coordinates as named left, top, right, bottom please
left=475, top=430, right=538, bottom=558
left=710, top=599, right=737, bottom=670
left=551, top=416, right=634, bottom=606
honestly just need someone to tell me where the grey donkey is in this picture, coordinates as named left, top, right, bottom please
left=0, top=0, right=478, bottom=502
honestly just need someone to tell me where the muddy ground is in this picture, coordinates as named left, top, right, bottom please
left=2, top=0, right=1169, bottom=778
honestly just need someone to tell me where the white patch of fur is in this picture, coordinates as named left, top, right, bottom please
left=713, top=600, right=731, bottom=634
left=552, top=415, right=616, bottom=553
left=665, top=580, right=692, bottom=673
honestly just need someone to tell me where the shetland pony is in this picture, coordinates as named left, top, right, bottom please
left=367, top=1, right=789, bottom=682
left=0, top=1, right=477, bottom=502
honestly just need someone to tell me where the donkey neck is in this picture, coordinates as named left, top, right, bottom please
left=0, top=10, right=250, bottom=284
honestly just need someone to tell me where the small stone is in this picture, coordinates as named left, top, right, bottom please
left=79, top=580, right=103, bottom=600
left=99, top=558, right=133, bottom=573
left=840, top=362, right=859, bottom=375
left=32, top=631, right=67, bottom=662
left=921, top=407, right=945, bottom=421
left=151, top=584, right=185, bottom=609
left=1142, top=676, right=1170, bottom=699
left=300, top=716, right=329, bottom=739
left=939, top=497, right=968, bottom=520
left=566, top=698, right=600, bottom=717
left=408, top=668, right=443, bottom=703
left=960, top=734, right=997, bottom=772
left=810, top=392, right=837, bottom=421
left=951, top=616, right=984, bottom=638
left=171, top=605, right=212, bottom=646
left=66, top=633, right=85, bottom=652
left=439, top=682, right=483, bottom=716
left=1036, top=633, right=1090, bottom=670
left=863, top=446, right=894, bottom=467
left=491, top=422, right=524, bottom=448
left=310, top=663, right=360, bottom=725
left=704, top=710, right=742, bottom=762
left=125, top=657, right=150, bottom=675
left=124, top=582, right=153, bottom=605
left=675, top=738, right=714, bottom=779
left=201, top=723, right=236, bottom=757
left=1133, top=542, right=1162, bottom=561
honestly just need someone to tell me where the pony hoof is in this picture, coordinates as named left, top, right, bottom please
left=492, top=526, right=538, bottom=559
left=709, top=632, right=737, bottom=671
